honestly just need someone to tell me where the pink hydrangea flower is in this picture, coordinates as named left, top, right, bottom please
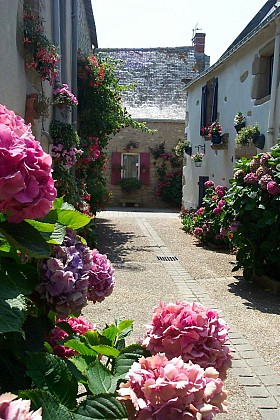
left=267, top=180, right=280, bottom=195
left=258, top=174, right=272, bottom=190
left=0, top=393, right=42, bottom=419
left=47, top=316, right=96, bottom=358
left=243, top=173, right=258, bottom=184
left=193, top=227, right=203, bottom=236
left=0, top=103, right=57, bottom=223
left=117, top=354, right=228, bottom=419
left=87, top=249, right=115, bottom=303
left=215, top=186, right=226, bottom=198
left=195, top=207, right=205, bottom=216
left=204, top=180, right=215, bottom=188
left=143, top=301, right=232, bottom=379
left=213, top=207, right=222, bottom=214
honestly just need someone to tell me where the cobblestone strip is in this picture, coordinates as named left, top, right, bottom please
left=135, top=216, right=280, bottom=419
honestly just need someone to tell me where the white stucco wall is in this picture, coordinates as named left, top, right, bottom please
left=183, top=17, right=280, bottom=209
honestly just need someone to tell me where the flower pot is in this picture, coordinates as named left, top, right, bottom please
left=211, top=135, right=222, bottom=144
left=185, top=146, right=192, bottom=156
left=252, top=134, right=265, bottom=150
left=234, top=121, right=246, bottom=133
left=194, top=161, right=202, bottom=167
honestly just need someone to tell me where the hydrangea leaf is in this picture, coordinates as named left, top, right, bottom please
left=19, top=389, right=74, bottom=420
left=75, top=394, right=127, bottom=419
left=90, top=345, right=120, bottom=358
left=85, top=359, right=118, bottom=395
left=0, top=294, right=26, bottom=333
left=0, top=220, right=50, bottom=258
left=64, top=338, right=98, bottom=356
left=26, top=353, right=78, bottom=409
left=57, top=209, right=92, bottom=229
left=49, top=222, right=67, bottom=244
left=114, top=344, right=150, bottom=379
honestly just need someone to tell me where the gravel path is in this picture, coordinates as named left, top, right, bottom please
left=83, top=208, right=280, bottom=419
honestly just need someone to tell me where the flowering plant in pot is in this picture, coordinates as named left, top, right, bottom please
left=120, top=177, right=141, bottom=194
left=234, top=111, right=246, bottom=132
left=191, top=152, right=204, bottom=166
left=174, top=139, right=190, bottom=157
left=52, top=83, right=78, bottom=111
left=235, top=124, right=261, bottom=147
left=202, top=120, right=223, bottom=138
left=23, top=7, right=59, bottom=84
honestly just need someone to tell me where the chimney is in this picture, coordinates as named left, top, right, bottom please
left=193, top=33, right=206, bottom=53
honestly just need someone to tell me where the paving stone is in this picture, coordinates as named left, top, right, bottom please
left=254, top=366, right=278, bottom=376
left=258, top=408, right=280, bottom=419
left=232, top=367, right=254, bottom=377
left=252, top=397, right=278, bottom=409
left=238, top=376, right=262, bottom=386
left=234, top=343, right=255, bottom=352
left=260, top=376, right=280, bottom=386
left=238, top=350, right=262, bottom=359
left=246, top=358, right=269, bottom=367
left=232, top=358, right=249, bottom=368
left=244, top=385, right=271, bottom=397
left=267, top=385, right=280, bottom=397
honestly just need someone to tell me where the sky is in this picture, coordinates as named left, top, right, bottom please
left=92, top=0, right=267, bottom=65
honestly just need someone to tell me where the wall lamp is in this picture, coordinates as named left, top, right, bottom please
left=195, top=144, right=205, bottom=154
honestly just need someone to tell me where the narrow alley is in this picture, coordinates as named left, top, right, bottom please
left=83, top=208, right=280, bottom=420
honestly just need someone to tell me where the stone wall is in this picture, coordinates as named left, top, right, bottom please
left=104, top=120, right=185, bottom=208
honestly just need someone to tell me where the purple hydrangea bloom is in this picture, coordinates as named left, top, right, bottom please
left=243, top=172, right=258, bottom=184
left=37, top=229, right=92, bottom=318
left=87, top=249, right=115, bottom=303
left=267, top=180, right=280, bottom=195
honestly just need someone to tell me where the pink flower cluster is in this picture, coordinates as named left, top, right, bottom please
left=215, top=185, right=226, bottom=198
left=0, top=393, right=42, bottom=419
left=51, top=143, right=83, bottom=169
left=47, top=317, right=96, bottom=358
left=204, top=180, right=215, bottom=189
left=243, top=172, right=258, bottom=184
left=0, top=103, right=57, bottom=223
left=117, top=354, right=228, bottom=419
left=53, top=84, right=78, bottom=107
left=37, top=229, right=115, bottom=317
left=143, top=301, right=232, bottom=379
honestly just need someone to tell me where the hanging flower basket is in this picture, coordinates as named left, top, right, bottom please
left=194, top=161, right=202, bottom=167
left=234, top=121, right=246, bottom=133
left=211, top=135, right=222, bottom=145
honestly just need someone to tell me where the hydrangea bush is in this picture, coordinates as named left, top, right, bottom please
left=223, top=142, right=280, bottom=280
left=0, top=104, right=231, bottom=418
left=117, top=354, right=228, bottom=419
left=143, top=301, right=232, bottom=380
left=0, top=103, right=57, bottom=222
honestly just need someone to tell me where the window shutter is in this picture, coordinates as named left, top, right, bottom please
left=200, top=84, right=207, bottom=135
left=111, top=152, right=122, bottom=185
left=211, top=78, right=218, bottom=122
left=140, top=152, right=150, bottom=186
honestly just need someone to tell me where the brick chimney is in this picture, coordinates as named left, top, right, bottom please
left=193, top=32, right=206, bottom=53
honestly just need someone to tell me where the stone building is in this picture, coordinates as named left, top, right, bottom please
left=98, top=33, right=210, bottom=208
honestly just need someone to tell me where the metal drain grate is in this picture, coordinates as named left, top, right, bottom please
left=157, top=256, right=178, bottom=261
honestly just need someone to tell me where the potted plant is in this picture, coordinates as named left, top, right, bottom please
left=191, top=152, right=204, bottom=167
left=235, top=124, right=264, bottom=149
left=202, top=121, right=223, bottom=144
left=52, top=83, right=78, bottom=111
left=174, top=139, right=191, bottom=157
left=120, top=177, right=141, bottom=194
left=234, top=112, right=246, bottom=133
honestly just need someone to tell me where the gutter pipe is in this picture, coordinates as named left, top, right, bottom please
left=267, top=18, right=280, bottom=148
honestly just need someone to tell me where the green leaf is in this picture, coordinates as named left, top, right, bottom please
left=57, top=209, right=92, bottom=230
left=75, top=394, right=127, bottom=419
left=102, top=325, right=119, bottom=343
left=2, top=263, right=38, bottom=295
left=91, top=345, right=120, bottom=358
left=25, top=219, right=55, bottom=232
left=116, top=320, right=134, bottom=333
left=26, top=353, right=78, bottom=409
left=85, top=330, right=101, bottom=346
left=114, top=344, right=150, bottom=379
left=53, top=196, right=65, bottom=210
left=0, top=220, right=50, bottom=258
left=0, top=294, right=26, bottom=333
left=50, top=222, right=66, bottom=244
left=19, top=389, right=75, bottom=420
left=69, top=356, right=90, bottom=374
left=65, top=338, right=98, bottom=356
left=85, top=359, right=118, bottom=395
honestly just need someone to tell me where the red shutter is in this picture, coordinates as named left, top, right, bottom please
left=111, top=152, right=122, bottom=185
left=140, top=152, right=150, bottom=186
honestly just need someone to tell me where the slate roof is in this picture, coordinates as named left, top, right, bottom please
left=97, top=47, right=210, bottom=120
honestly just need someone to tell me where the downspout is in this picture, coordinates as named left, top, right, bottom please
left=267, top=18, right=280, bottom=149
left=52, top=0, right=62, bottom=85
left=71, top=0, right=78, bottom=129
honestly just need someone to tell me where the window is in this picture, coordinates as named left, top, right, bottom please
left=122, top=153, right=139, bottom=179
left=252, top=41, right=275, bottom=103
left=200, top=77, right=218, bottom=135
